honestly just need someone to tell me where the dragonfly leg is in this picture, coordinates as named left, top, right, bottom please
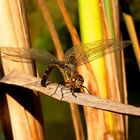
left=52, top=82, right=72, bottom=100
left=70, top=87, right=80, bottom=98
left=50, top=82, right=65, bottom=99
left=81, top=86, right=91, bottom=94
left=61, top=86, right=79, bottom=98
left=60, top=85, right=71, bottom=99
left=60, top=87, right=64, bottom=100
left=50, top=82, right=80, bottom=99
left=50, top=83, right=60, bottom=96
left=41, top=64, right=55, bottom=87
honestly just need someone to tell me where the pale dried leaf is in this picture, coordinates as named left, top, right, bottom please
left=0, top=70, right=140, bottom=116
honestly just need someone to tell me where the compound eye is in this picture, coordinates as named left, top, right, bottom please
left=72, top=78, right=75, bottom=82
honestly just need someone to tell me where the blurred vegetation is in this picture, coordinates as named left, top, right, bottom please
left=129, top=0, right=140, bottom=21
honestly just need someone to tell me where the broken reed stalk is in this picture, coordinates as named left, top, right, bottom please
left=0, top=0, right=45, bottom=139
left=37, top=0, right=84, bottom=139
left=120, top=0, right=140, bottom=70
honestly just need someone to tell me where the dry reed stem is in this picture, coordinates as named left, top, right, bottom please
left=0, top=0, right=45, bottom=139
left=120, top=0, right=140, bottom=70
left=101, top=1, right=127, bottom=139
left=57, top=0, right=80, bottom=45
left=1, top=70, right=140, bottom=117
left=37, top=0, right=64, bottom=60
left=123, top=13, right=140, bottom=70
left=101, top=1, right=129, bottom=139
left=111, top=2, right=129, bottom=139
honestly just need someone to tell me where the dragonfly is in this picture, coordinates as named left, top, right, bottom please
left=0, top=39, right=131, bottom=98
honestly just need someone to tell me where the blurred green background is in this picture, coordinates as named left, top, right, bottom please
left=0, top=0, right=140, bottom=139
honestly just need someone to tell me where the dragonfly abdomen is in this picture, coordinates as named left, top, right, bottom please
left=41, top=64, right=55, bottom=86
left=41, top=61, right=70, bottom=86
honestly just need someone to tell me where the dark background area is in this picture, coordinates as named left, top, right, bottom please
left=121, top=1, right=140, bottom=139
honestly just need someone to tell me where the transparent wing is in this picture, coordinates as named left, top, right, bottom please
left=64, top=39, right=131, bottom=66
left=0, top=47, right=57, bottom=63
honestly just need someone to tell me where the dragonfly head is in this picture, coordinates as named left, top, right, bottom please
left=70, top=74, right=84, bottom=88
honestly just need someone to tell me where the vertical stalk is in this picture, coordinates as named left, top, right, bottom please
left=78, top=1, right=107, bottom=139
left=78, top=0, right=127, bottom=139
left=120, top=0, right=140, bottom=70
left=36, top=0, right=64, bottom=60
left=0, top=0, right=45, bottom=139
left=56, top=0, right=85, bottom=140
